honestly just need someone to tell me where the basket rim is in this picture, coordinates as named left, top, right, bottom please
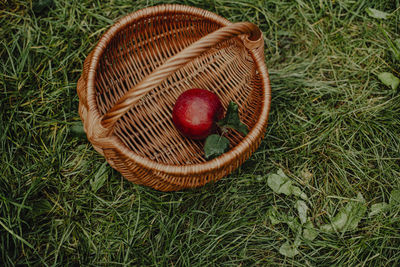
left=85, top=4, right=271, bottom=175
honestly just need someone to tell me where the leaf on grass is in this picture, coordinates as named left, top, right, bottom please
left=268, top=173, right=289, bottom=193
left=267, top=207, right=281, bottom=225
left=300, top=168, right=313, bottom=184
left=266, top=207, right=302, bottom=233
left=295, top=200, right=309, bottom=224
left=366, top=8, right=390, bottom=19
left=279, top=180, right=293, bottom=196
left=292, top=186, right=309, bottom=201
left=303, top=220, right=318, bottom=241
left=369, top=202, right=389, bottom=217
left=90, top=162, right=108, bottom=192
left=277, top=168, right=288, bottom=178
left=294, top=231, right=302, bottom=247
left=267, top=173, right=293, bottom=196
left=390, top=190, right=400, bottom=206
left=267, top=169, right=308, bottom=199
left=378, top=72, right=400, bottom=90
left=204, top=134, right=230, bottom=159
left=279, top=241, right=299, bottom=257
left=217, top=101, right=248, bottom=135
left=285, top=215, right=302, bottom=233
left=320, top=193, right=367, bottom=233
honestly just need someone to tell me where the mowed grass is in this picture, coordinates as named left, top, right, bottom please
left=1, top=0, right=400, bottom=266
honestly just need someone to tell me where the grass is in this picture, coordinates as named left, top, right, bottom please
left=1, top=0, right=400, bottom=265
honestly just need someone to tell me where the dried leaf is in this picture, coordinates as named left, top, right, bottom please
left=300, top=168, right=313, bottom=184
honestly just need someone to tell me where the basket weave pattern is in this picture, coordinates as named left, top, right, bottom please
left=77, top=5, right=271, bottom=191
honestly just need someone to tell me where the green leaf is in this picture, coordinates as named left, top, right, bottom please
left=366, top=8, right=390, bottom=19
left=204, top=134, right=230, bottom=159
left=267, top=169, right=309, bottom=200
left=320, top=193, right=366, bottom=233
left=279, top=241, right=299, bottom=257
left=378, top=72, right=400, bottom=90
left=369, top=202, right=389, bottom=217
left=267, top=173, right=293, bottom=195
left=217, top=101, right=248, bottom=135
left=390, top=190, right=400, bottom=206
left=285, top=215, right=302, bottom=233
left=294, top=231, right=302, bottom=247
left=267, top=173, right=288, bottom=193
left=277, top=168, right=288, bottom=178
left=279, top=180, right=293, bottom=195
left=292, top=186, right=309, bottom=201
left=295, top=200, right=309, bottom=224
left=90, top=162, right=108, bottom=192
left=303, top=220, right=318, bottom=241
left=267, top=207, right=281, bottom=225
left=267, top=205, right=303, bottom=235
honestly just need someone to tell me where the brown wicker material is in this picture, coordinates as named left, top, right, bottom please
left=77, top=4, right=271, bottom=191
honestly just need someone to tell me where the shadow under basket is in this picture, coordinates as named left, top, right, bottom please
left=77, top=4, right=271, bottom=191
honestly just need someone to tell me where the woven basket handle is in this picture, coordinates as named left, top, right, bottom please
left=101, top=22, right=262, bottom=130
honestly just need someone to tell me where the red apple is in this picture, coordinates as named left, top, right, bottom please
left=172, top=89, right=223, bottom=140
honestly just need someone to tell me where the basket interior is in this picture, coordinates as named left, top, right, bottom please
left=95, top=12, right=263, bottom=165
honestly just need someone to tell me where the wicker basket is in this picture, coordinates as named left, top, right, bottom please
left=77, top=4, right=271, bottom=191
